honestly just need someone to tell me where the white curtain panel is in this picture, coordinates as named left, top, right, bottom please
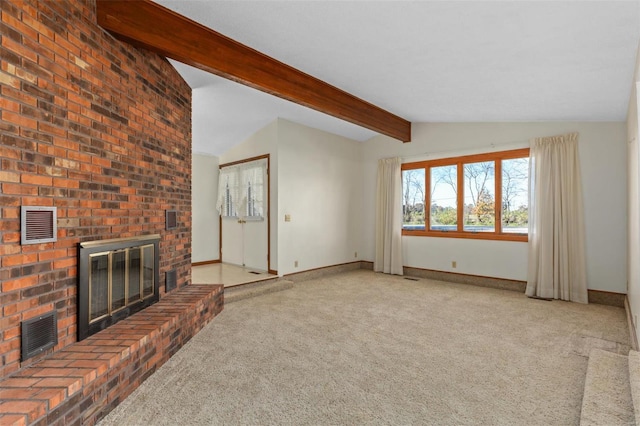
left=216, top=166, right=240, bottom=216
left=526, top=132, right=588, bottom=303
left=374, top=157, right=404, bottom=275
left=216, top=159, right=267, bottom=218
left=241, top=160, right=265, bottom=218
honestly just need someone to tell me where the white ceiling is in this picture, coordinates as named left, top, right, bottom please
left=155, top=1, right=640, bottom=156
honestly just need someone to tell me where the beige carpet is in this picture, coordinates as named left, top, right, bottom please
left=99, top=270, right=629, bottom=425
left=630, top=350, right=640, bottom=421
left=579, top=349, right=634, bottom=425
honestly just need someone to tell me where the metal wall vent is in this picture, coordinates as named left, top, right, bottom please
left=166, top=210, right=177, bottom=230
left=166, top=269, right=177, bottom=292
left=21, top=311, right=58, bottom=361
left=21, top=206, right=57, bottom=245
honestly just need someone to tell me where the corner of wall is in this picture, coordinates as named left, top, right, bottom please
left=192, top=154, right=220, bottom=263
left=626, top=37, right=640, bottom=349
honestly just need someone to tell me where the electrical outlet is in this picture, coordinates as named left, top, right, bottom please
left=354, top=251, right=358, bottom=258
left=451, top=261, right=457, bottom=268
left=294, top=260, right=298, bottom=268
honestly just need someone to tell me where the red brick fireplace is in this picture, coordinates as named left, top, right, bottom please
left=0, top=1, right=219, bottom=422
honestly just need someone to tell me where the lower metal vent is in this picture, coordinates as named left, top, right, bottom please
left=21, top=311, right=57, bottom=361
left=166, top=269, right=177, bottom=292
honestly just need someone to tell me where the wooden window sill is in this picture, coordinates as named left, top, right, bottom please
left=402, top=230, right=528, bottom=242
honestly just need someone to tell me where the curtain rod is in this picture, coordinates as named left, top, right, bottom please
left=400, top=138, right=530, bottom=161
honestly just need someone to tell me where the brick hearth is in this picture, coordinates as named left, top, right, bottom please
left=0, top=284, right=223, bottom=425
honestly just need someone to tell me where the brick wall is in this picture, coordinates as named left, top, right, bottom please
left=0, top=0, right=192, bottom=379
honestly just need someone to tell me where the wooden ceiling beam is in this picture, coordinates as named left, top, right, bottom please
left=96, top=0, right=411, bottom=142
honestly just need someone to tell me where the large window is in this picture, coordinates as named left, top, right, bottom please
left=402, top=148, right=529, bottom=241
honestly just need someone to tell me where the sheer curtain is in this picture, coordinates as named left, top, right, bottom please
left=374, top=157, right=404, bottom=275
left=217, top=166, right=240, bottom=217
left=216, top=158, right=267, bottom=219
left=526, top=132, right=588, bottom=303
left=241, top=161, right=265, bottom=218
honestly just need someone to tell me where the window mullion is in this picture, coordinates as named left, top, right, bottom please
left=425, top=166, right=430, bottom=229
left=457, top=161, right=464, bottom=232
left=495, top=160, right=502, bottom=234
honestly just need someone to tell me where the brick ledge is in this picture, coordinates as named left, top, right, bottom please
left=0, top=284, right=224, bottom=426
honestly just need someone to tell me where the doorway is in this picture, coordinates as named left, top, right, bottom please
left=218, top=155, right=271, bottom=273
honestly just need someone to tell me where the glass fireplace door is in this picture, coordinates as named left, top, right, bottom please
left=89, top=253, right=109, bottom=322
left=87, top=245, right=156, bottom=326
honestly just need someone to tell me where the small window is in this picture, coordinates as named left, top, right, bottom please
left=218, top=158, right=266, bottom=219
left=401, top=148, right=529, bottom=241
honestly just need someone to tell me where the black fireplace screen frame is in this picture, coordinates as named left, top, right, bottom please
left=78, top=234, right=160, bottom=341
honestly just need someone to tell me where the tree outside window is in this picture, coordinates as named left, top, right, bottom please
left=400, top=148, right=529, bottom=241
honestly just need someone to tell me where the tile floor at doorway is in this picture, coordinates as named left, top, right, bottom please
left=192, top=262, right=277, bottom=288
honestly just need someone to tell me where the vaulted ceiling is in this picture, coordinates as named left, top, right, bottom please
left=153, top=1, right=640, bottom=155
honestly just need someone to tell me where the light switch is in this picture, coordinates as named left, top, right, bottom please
left=285, top=214, right=291, bottom=222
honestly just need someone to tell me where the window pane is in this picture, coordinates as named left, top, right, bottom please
left=128, top=248, right=141, bottom=302
left=89, top=254, right=109, bottom=322
left=111, top=250, right=126, bottom=311
left=430, top=165, right=457, bottom=231
left=142, top=245, right=154, bottom=297
left=247, top=182, right=255, bottom=217
left=225, top=184, right=236, bottom=217
left=245, top=163, right=265, bottom=219
left=463, top=161, right=495, bottom=232
left=402, top=169, right=425, bottom=230
left=502, top=157, right=529, bottom=233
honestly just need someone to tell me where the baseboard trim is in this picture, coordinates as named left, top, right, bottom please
left=402, top=266, right=526, bottom=293
left=284, top=261, right=362, bottom=282
left=359, top=261, right=373, bottom=270
left=587, top=289, right=625, bottom=308
left=625, top=296, right=639, bottom=351
left=192, top=259, right=221, bottom=267
left=399, top=266, right=624, bottom=307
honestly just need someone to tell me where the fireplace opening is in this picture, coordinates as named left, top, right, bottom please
left=78, top=235, right=160, bottom=341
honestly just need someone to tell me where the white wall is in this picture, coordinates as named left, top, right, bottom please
left=220, top=120, right=279, bottom=272
left=217, top=118, right=364, bottom=275
left=362, top=122, right=628, bottom=292
left=628, top=42, right=640, bottom=341
left=277, top=119, right=363, bottom=276
left=192, top=154, right=220, bottom=263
